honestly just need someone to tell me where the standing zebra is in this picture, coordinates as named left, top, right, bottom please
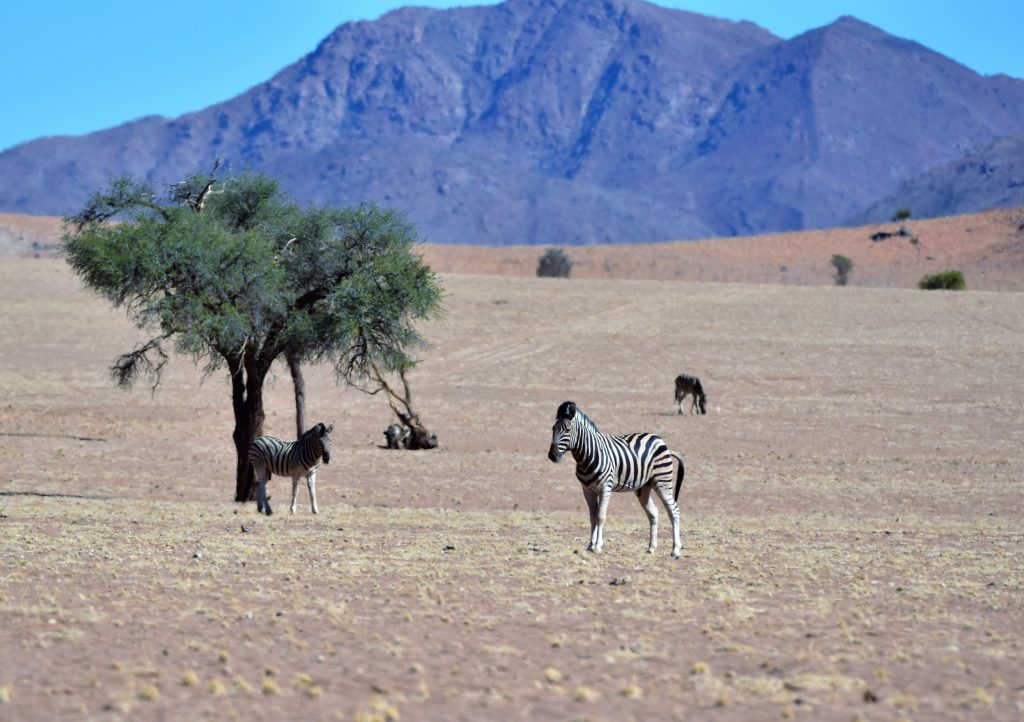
left=548, top=401, right=685, bottom=558
left=249, top=422, right=333, bottom=516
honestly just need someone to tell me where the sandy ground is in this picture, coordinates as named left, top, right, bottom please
left=5, top=207, right=1024, bottom=290
left=0, top=258, right=1021, bottom=721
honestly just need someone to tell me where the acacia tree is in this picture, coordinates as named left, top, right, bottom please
left=63, top=166, right=443, bottom=502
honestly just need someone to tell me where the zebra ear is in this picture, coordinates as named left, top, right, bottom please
left=558, top=401, right=576, bottom=420
left=325, top=424, right=333, bottom=434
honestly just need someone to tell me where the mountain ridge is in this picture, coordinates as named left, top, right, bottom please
left=1, top=0, right=1022, bottom=245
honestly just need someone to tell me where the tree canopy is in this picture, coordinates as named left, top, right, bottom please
left=63, top=166, right=444, bottom=500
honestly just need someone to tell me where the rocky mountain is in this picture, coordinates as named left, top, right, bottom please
left=854, top=130, right=1024, bottom=224
left=2, top=0, right=1023, bottom=245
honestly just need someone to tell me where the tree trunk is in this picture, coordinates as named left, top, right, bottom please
left=231, top=346, right=268, bottom=502
left=287, top=351, right=305, bottom=439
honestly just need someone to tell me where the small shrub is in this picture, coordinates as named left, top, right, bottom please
left=892, top=208, right=912, bottom=222
left=918, top=270, right=965, bottom=290
left=830, top=254, right=854, bottom=286
left=537, top=248, right=573, bottom=278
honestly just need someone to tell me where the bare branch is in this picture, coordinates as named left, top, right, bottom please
left=366, top=361, right=418, bottom=423
left=193, top=158, right=221, bottom=213
left=110, top=335, right=172, bottom=392
left=169, top=158, right=222, bottom=214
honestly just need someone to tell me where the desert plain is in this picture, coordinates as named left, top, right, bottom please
left=0, top=212, right=1023, bottom=721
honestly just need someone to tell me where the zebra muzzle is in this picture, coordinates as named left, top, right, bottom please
left=548, top=446, right=563, bottom=463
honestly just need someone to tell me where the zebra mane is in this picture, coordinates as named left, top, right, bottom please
left=557, top=401, right=599, bottom=432
left=300, top=423, right=328, bottom=444
left=575, top=409, right=599, bottom=432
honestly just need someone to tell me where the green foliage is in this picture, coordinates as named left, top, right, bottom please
left=918, top=270, right=966, bottom=290
left=892, top=208, right=912, bottom=222
left=63, top=171, right=443, bottom=389
left=537, top=247, right=573, bottom=278
left=830, top=254, right=854, bottom=287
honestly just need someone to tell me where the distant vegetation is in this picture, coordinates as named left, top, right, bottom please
left=919, top=270, right=966, bottom=290
left=892, top=208, right=912, bottom=222
left=537, top=248, right=573, bottom=278
left=831, top=254, right=854, bottom=286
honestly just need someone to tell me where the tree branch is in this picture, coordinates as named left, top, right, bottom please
left=168, top=158, right=222, bottom=214
left=69, top=179, right=171, bottom=232
left=110, top=334, right=173, bottom=392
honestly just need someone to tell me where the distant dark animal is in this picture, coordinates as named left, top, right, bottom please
left=674, top=373, right=707, bottom=415
left=249, top=423, right=333, bottom=515
left=382, top=420, right=438, bottom=450
left=548, top=401, right=685, bottom=558
left=384, top=423, right=411, bottom=449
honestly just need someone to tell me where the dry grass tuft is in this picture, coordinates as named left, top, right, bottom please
left=543, top=667, right=563, bottom=684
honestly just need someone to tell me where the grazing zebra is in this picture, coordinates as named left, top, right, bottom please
left=248, top=422, right=333, bottom=516
left=675, top=373, right=708, bottom=415
left=548, top=401, right=685, bottom=558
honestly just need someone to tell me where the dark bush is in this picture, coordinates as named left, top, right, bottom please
left=918, top=270, right=966, bottom=290
left=537, top=247, right=573, bottom=278
left=830, top=254, right=853, bottom=286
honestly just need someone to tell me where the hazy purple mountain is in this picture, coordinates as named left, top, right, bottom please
left=2, top=0, right=1023, bottom=245
left=853, top=130, right=1024, bottom=223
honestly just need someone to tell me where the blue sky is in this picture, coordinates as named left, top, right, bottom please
left=2, top=1, right=1021, bottom=151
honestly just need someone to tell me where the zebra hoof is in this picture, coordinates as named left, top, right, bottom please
left=672, top=550, right=681, bottom=559
left=265, top=509, right=274, bottom=517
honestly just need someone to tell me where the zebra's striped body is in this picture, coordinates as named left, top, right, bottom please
left=675, top=373, right=708, bottom=415
left=548, top=401, right=685, bottom=557
left=249, top=422, right=333, bottom=516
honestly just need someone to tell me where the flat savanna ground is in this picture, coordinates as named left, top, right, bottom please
left=1, top=259, right=1022, bottom=721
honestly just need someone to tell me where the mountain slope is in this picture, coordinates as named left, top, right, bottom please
left=854, top=130, right=1024, bottom=223
left=1, top=0, right=1023, bottom=245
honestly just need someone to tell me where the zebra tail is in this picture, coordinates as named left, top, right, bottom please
left=672, top=452, right=685, bottom=502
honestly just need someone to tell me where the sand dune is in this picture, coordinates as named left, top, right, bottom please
left=5, top=207, right=1023, bottom=290
left=419, top=208, right=1024, bottom=290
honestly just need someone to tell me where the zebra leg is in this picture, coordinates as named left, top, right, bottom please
left=636, top=485, right=659, bottom=553
left=593, top=487, right=612, bottom=553
left=255, top=471, right=264, bottom=514
left=290, top=474, right=301, bottom=514
left=581, top=486, right=599, bottom=552
left=306, top=470, right=319, bottom=514
left=256, top=469, right=273, bottom=516
left=653, top=481, right=681, bottom=558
